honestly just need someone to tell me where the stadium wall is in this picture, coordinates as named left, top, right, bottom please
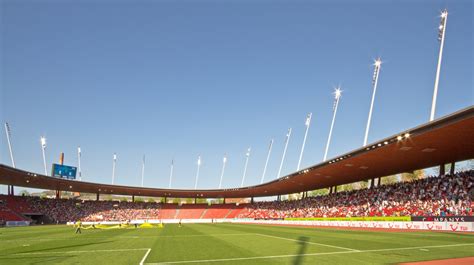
left=233, top=219, right=474, bottom=232
left=66, top=219, right=474, bottom=232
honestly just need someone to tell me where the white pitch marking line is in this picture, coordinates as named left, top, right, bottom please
left=140, top=248, right=152, bottom=265
left=255, top=233, right=359, bottom=252
left=145, top=243, right=474, bottom=264
left=11, top=248, right=151, bottom=256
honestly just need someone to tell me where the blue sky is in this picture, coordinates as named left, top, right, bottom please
left=0, top=0, right=472, bottom=194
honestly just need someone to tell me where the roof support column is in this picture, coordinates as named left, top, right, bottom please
left=96, top=192, right=100, bottom=201
left=132, top=195, right=135, bottom=202
left=450, top=162, right=455, bottom=175
left=439, top=164, right=445, bottom=176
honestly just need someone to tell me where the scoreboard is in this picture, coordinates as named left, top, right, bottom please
left=52, top=164, right=77, bottom=179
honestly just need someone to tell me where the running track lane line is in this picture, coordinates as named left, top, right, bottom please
left=140, top=248, right=152, bottom=265
left=144, top=243, right=474, bottom=264
left=255, top=233, right=360, bottom=252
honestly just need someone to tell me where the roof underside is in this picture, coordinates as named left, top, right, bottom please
left=1, top=107, right=473, bottom=198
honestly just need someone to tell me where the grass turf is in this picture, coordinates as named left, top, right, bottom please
left=0, top=223, right=473, bottom=264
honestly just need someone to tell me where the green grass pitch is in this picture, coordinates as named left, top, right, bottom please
left=1, top=223, right=473, bottom=264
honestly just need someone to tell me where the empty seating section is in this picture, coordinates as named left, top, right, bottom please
left=202, top=204, right=233, bottom=219
left=225, top=205, right=247, bottom=218
left=159, top=204, right=178, bottom=219
left=176, top=204, right=207, bottom=219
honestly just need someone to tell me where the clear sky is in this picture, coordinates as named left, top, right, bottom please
left=0, top=0, right=473, bottom=194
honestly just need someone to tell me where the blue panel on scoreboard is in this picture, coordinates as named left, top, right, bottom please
left=52, top=164, right=77, bottom=179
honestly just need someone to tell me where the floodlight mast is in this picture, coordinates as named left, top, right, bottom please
left=363, top=58, right=382, bottom=147
left=240, top=147, right=251, bottom=187
left=218, top=154, right=227, bottom=189
left=168, top=159, right=174, bottom=188
left=141, top=155, right=145, bottom=187
left=297, top=113, right=312, bottom=171
left=194, top=155, right=201, bottom=189
left=260, top=139, right=274, bottom=184
left=4, top=123, right=16, bottom=168
left=430, top=9, right=448, bottom=122
left=40, top=136, right=48, bottom=175
left=323, top=88, right=342, bottom=161
left=277, top=128, right=292, bottom=178
left=77, top=147, right=82, bottom=181
left=112, top=153, right=117, bottom=184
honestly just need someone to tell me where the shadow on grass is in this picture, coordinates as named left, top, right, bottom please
left=292, top=236, right=309, bottom=265
left=5, top=240, right=113, bottom=255
left=0, top=255, right=74, bottom=265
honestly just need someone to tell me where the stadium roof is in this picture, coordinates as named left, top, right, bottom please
left=1, top=106, right=473, bottom=198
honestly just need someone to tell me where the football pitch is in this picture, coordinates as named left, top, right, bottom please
left=0, top=223, right=473, bottom=265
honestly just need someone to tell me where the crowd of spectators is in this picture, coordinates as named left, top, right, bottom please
left=239, top=170, right=473, bottom=219
left=24, top=197, right=160, bottom=223
left=2, top=170, right=472, bottom=222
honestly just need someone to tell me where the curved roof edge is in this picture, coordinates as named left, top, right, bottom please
left=1, top=106, right=473, bottom=198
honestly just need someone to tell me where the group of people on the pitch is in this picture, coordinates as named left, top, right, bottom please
left=74, top=220, right=167, bottom=233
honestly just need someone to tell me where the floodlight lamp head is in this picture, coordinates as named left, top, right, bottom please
left=305, top=113, right=312, bottom=126
left=334, top=87, right=342, bottom=99
left=441, top=10, right=448, bottom=18
left=374, top=58, right=382, bottom=67
left=40, top=137, right=46, bottom=147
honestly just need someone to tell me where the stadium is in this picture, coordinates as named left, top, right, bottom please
left=1, top=2, right=473, bottom=265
